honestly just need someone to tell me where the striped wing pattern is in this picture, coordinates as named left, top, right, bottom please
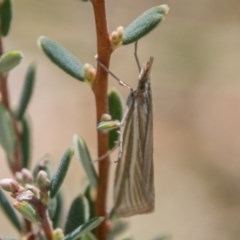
left=113, top=58, right=155, bottom=217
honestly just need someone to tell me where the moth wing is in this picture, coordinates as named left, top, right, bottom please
left=138, top=84, right=154, bottom=204
left=113, top=92, right=154, bottom=217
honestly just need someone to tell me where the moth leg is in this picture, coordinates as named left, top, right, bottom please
left=134, top=41, right=141, bottom=72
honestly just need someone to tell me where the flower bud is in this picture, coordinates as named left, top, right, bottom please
left=21, top=168, right=34, bottom=183
left=0, top=178, right=21, bottom=193
left=110, top=26, right=124, bottom=50
left=53, top=228, right=64, bottom=240
left=100, top=113, right=112, bottom=121
left=83, top=63, right=96, bottom=85
left=36, top=170, right=50, bottom=190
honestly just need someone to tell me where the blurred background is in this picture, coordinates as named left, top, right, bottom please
left=0, top=0, right=240, bottom=239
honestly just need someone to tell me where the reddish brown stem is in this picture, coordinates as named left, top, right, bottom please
left=0, top=28, right=22, bottom=173
left=0, top=73, right=10, bottom=109
left=91, top=0, right=112, bottom=239
left=0, top=31, right=10, bottom=109
left=0, top=10, right=27, bottom=230
left=24, top=219, right=33, bottom=233
left=41, top=209, right=53, bottom=240
left=0, top=74, right=22, bottom=173
left=30, top=197, right=53, bottom=240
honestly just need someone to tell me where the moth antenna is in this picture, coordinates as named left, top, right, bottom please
left=134, top=41, right=141, bottom=72
left=96, top=58, right=133, bottom=91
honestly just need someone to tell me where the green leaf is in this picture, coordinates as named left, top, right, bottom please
left=1, top=0, right=12, bottom=36
left=81, top=232, right=97, bottom=240
left=50, top=148, right=74, bottom=198
left=14, top=200, right=39, bottom=223
left=20, top=116, right=31, bottom=168
left=122, top=4, right=169, bottom=45
left=50, top=192, right=63, bottom=228
left=33, top=154, right=52, bottom=180
left=0, top=188, right=22, bottom=232
left=84, top=185, right=96, bottom=219
left=39, top=36, right=84, bottom=81
left=0, top=103, right=16, bottom=154
left=51, top=193, right=63, bottom=228
left=73, top=135, right=98, bottom=188
left=108, top=89, right=123, bottom=149
left=15, top=63, right=36, bottom=120
left=0, top=50, right=23, bottom=74
left=98, top=120, right=120, bottom=133
left=64, top=195, right=90, bottom=235
left=64, top=217, right=104, bottom=240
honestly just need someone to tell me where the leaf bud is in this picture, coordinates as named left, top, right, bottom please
left=14, top=200, right=39, bottom=223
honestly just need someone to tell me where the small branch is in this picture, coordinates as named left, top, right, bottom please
left=0, top=33, right=11, bottom=109
left=30, top=197, right=53, bottom=240
left=0, top=30, right=22, bottom=173
left=0, top=73, right=10, bottom=109
left=24, top=219, right=33, bottom=233
left=40, top=209, right=53, bottom=240
left=1, top=73, right=23, bottom=173
left=91, top=0, right=112, bottom=239
left=0, top=11, right=26, bottom=230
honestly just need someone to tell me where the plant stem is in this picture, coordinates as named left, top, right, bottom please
left=41, top=209, right=53, bottom=240
left=0, top=30, right=22, bottom=173
left=91, top=0, right=112, bottom=239
left=0, top=73, right=10, bottom=108
left=29, top=197, right=53, bottom=240
left=0, top=32, right=10, bottom=109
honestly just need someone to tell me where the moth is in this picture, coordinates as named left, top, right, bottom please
left=113, top=57, right=155, bottom=217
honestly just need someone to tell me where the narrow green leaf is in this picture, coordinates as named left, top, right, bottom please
left=14, top=200, right=39, bottom=223
left=108, top=89, right=123, bottom=149
left=0, top=103, right=16, bottom=154
left=1, top=0, right=12, bottom=36
left=0, top=188, right=22, bottom=232
left=64, top=195, right=90, bottom=235
left=50, top=148, right=74, bottom=198
left=122, top=4, right=169, bottom=45
left=84, top=185, right=96, bottom=219
left=98, top=120, right=120, bottom=133
left=73, top=135, right=98, bottom=188
left=15, top=63, right=36, bottom=120
left=20, top=116, right=31, bottom=168
left=0, top=50, right=23, bottom=74
left=64, top=217, right=104, bottom=240
left=50, top=192, right=63, bottom=228
left=81, top=232, right=97, bottom=240
left=33, top=154, right=52, bottom=180
left=39, top=36, right=84, bottom=81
